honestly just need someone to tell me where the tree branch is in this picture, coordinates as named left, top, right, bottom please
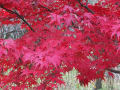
left=0, top=5, right=35, bottom=32
left=39, top=5, right=52, bottom=12
left=107, top=68, right=120, bottom=74
left=85, top=0, right=88, bottom=6
left=77, top=0, right=94, bottom=14
left=77, top=0, right=120, bottom=75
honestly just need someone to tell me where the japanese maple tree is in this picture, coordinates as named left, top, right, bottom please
left=0, top=0, right=120, bottom=89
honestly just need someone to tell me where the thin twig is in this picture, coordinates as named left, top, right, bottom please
left=77, top=0, right=94, bottom=14
left=0, top=5, right=35, bottom=32
left=40, top=5, right=52, bottom=12
left=86, top=0, right=88, bottom=6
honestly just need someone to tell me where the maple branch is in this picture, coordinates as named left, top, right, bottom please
left=77, top=0, right=94, bottom=14
left=0, top=5, right=35, bottom=32
left=85, top=0, right=88, bottom=6
left=41, top=72, right=56, bottom=90
left=107, top=68, right=120, bottom=74
left=39, top=5, right=52, bottom=12
left=75, top=3, right=119, bottom=66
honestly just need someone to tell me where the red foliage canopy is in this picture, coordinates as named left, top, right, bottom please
left=0, top=0, right=120, bottom=89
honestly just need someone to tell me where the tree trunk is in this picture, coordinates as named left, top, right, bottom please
left=94, top=78, right=102, bottom=90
